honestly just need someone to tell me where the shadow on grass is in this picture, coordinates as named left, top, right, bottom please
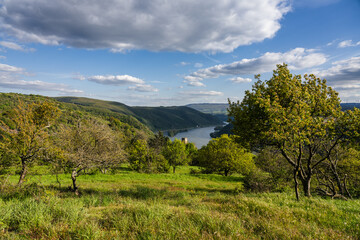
left=190, top=173, right=244, bottom=183
left=0, top=182, right=240, bottom=203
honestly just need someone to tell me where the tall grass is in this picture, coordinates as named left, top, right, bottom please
left=0, top=167, right=359, bottom=239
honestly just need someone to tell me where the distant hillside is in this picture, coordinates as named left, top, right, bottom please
left=340, top=103, right=360, bottom=111
left=187, top=103, right=229, bottom=122
left=55, top=97, right=222, bottom=131
left=187, top=103, right=228, bottom=114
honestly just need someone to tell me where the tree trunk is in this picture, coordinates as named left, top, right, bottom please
left=173, top=166, right=176, bottom=173
left=18, top=159, right=27, bottom=186
left=224, top=169, right=229, bottom=177
left=294, top=170, right=299, bottom=201
left=301, top=177, right=312, bottom=197
left=71, top=169, right=79, bottom=195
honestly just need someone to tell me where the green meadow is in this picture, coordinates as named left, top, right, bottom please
left=1, top=166, right=359, bottom=239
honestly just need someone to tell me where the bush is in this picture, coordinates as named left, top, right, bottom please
left=129, top=140, right=170, bottom=173
left=196, top=135, right=255, bottom=176
left=243, top=168, right=273, bottom=192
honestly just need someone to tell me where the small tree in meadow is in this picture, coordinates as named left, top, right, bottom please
left=197, top=134, right=255, bottom=176
left=0, top=101, right=60, bottom=185
left=162, top=139, right=188, bottom=173
left=57, top=117, right=124, bottom=194
left=129, top=139, right=169, bottom=173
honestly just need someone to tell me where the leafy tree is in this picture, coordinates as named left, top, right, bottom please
left=0, top=101, right=60, bottom=185
left=185, top=142, right=198, bottom=165
left=57, top=117, right=125, bottom=194
left=197, top=134, right=255, bottom=176
left=228, top=64, right=360, bottom=199
left=148, top=131, right=169, bottom=153
left=129, top=139, right=169, bottom=173
left=162, top=139, right=188, bottom=173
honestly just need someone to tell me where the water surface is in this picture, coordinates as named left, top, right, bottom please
left=170, top=126, right=216, bottom=148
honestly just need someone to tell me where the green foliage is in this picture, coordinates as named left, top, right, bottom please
left=129, top=139, right=170, bottom=173
left=254, top=147, right=293, bottom=191
left=0, top=100, right=60, bottom=185
left=197, top=134, right=255, bottom=176
left=185, top=142, right=198, bottom=165
left=228, top=64, right=360, bottom=198
left=338, top=148, right=360, bottom=197
left=162, top=139, right=189, bottom=173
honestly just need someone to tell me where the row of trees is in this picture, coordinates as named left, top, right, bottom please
left=0, top=99, right=256, bottom=194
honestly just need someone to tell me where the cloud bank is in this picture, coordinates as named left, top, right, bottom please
left=184, top=48, right=327, bottom=86
left=0, top=0, right=290, bottom=53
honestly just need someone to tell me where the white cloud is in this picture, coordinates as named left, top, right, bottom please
left=187, top=81, right=205, bottom=87
left=0, top=63, right=24, bottom=73
left=316, top=57, right=360, bottom=81
left=0, top=77, right=83, bottom=93
left=179, top=62, right=190, bottom=66
left=183, top=75, right=205, bottom=87
left=128, top=84, right=158, bottom=92
left=72, top=73, right=86, bottom=81
left=0, top=0, right=290, bottom=53
left=194, top=63, right=203, bottom=68
left=87, top=75, right=144, bottom=85
left=0, top=62, right=82, bottom=94
left=180, top=90, right=223, bottom=97
left=315, top=56, right=360, bottom=101
left=0, top=41, right=34, bottom=51
left=229, top=77, right=252, bottom=83
left=0, top=56, right=6, bottom=59
left=184, top=48, right=326, bottom=86
left=338, top=40, right=360, bottom=48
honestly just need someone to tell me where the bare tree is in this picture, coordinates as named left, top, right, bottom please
left=57, top=117, right=125, bottom=194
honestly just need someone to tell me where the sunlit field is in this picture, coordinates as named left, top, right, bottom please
left=1, top=166, right=359, bottom=239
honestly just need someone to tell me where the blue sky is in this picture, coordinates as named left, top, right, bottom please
left=0, top=0, right=359, bottom=106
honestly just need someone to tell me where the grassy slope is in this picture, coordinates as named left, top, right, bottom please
left=1, top=166, right=359, bottom=239
left=56, top=97, right=222, bottom=131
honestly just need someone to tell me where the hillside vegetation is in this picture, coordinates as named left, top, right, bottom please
left=56, top=97, right=222, bottom=131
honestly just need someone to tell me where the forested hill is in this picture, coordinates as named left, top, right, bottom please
left=340, top=103, right=360, bottom=111
left=55, top=97, right=222, bottom=131
left=187, top=103, right=228, bottom=114
left=187, top=103, right=228, bottom=122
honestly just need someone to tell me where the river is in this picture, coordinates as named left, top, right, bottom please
left=169, top=126, right=216, bottom=148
